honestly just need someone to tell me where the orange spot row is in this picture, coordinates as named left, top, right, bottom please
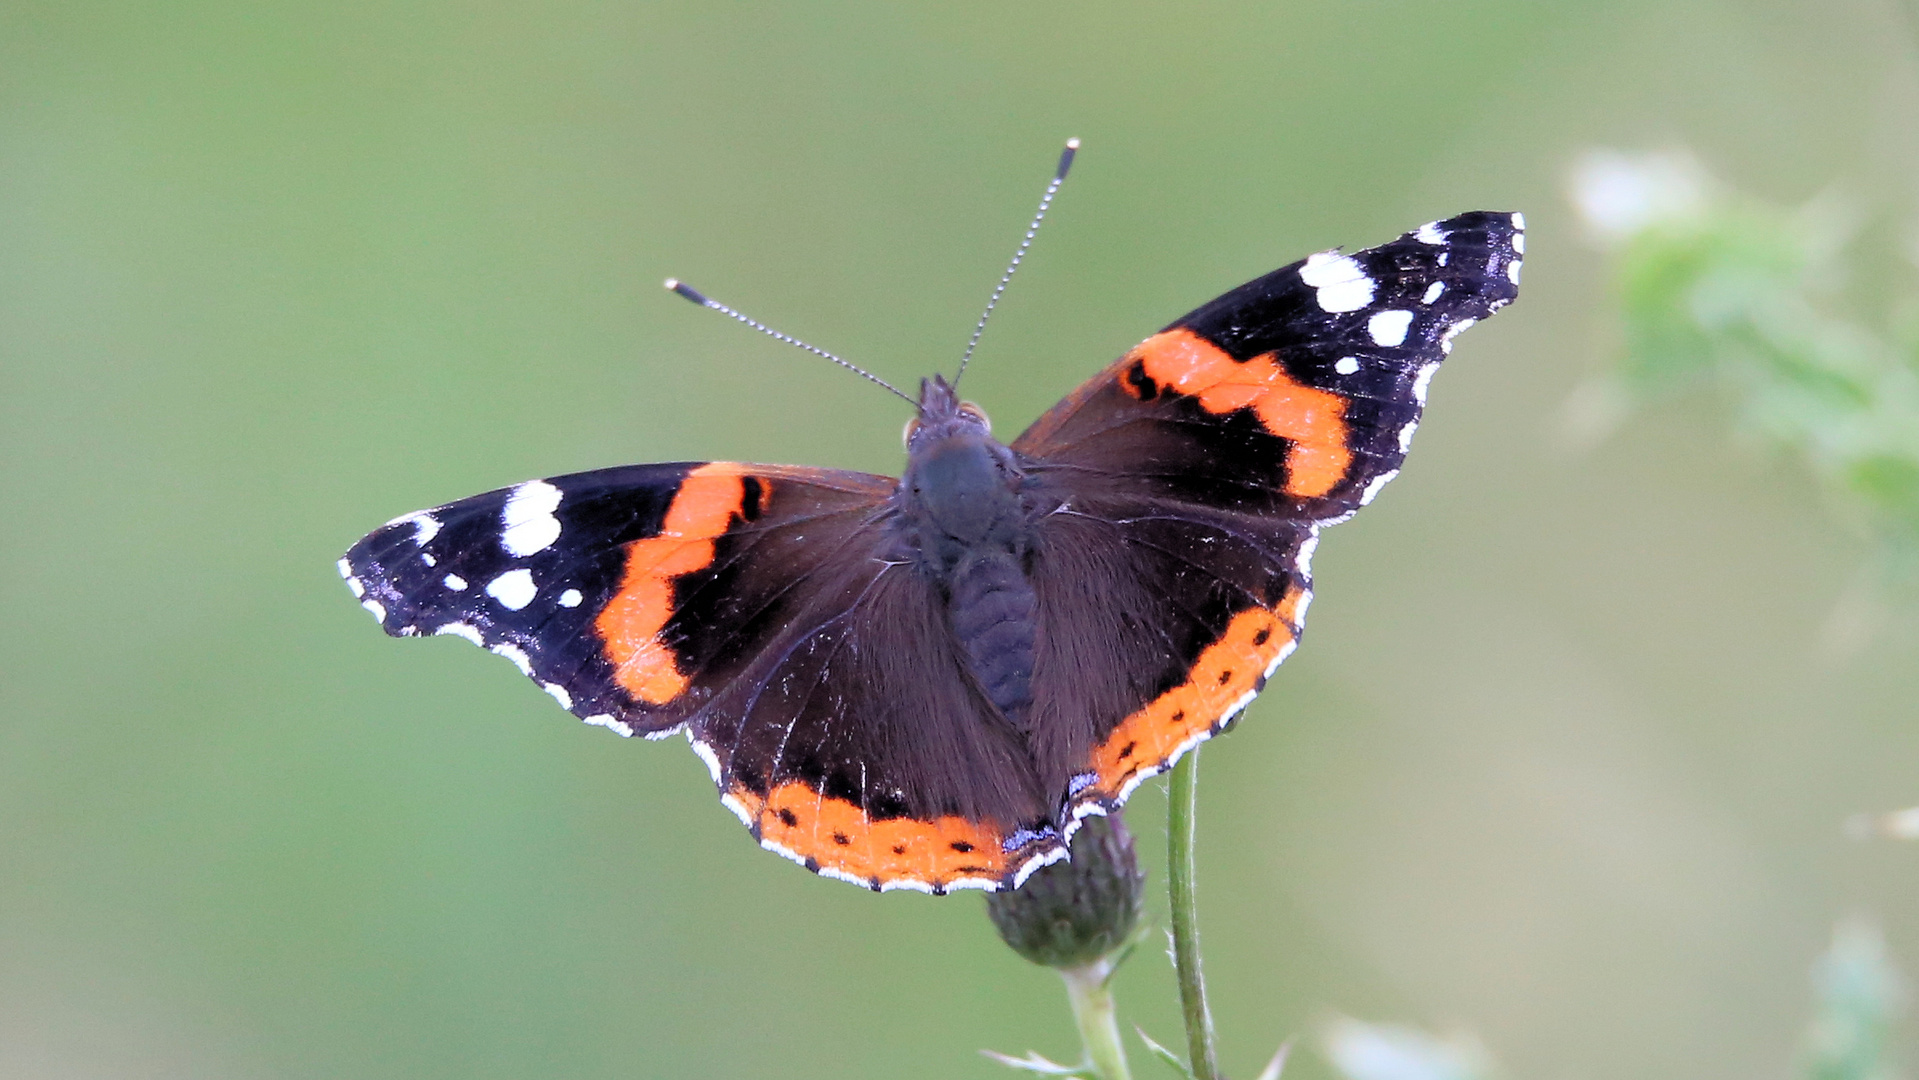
left=731, top=781, right=1010, bottom=888
left=1085, top=590, right=1304, bottom=800
left=1125, top=328, right=1353, bottom=498
left=595, top=463, right=754, bottom=705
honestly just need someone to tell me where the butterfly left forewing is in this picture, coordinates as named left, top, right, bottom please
left=341, top=462, right=898, bottom=736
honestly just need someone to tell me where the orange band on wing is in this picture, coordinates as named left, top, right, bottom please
left=730, top=781, right=1010, bottom=888
left=1086, top=586, right=1306, bottom=799
left=1126, top=328, right=1353, bottom=498
left=595, top=463, right=754, bottom=705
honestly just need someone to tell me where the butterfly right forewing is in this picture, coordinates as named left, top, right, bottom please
left=1015, top=211, right=1523, bottom=812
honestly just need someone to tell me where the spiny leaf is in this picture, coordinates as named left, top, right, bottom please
left=981, top=1048, right=1093, bottom=1077
left=1134, top=1027, right=1197, bottom=1080
left=1254, top=1038, right=1295, bottom=1080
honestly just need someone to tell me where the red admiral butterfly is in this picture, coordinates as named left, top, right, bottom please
left=341, top=142, right=1522, bottom=893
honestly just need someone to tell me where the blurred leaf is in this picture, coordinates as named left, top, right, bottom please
left=1568, top=149, right=1919, bottom=588
left=1319, top=1016, right=1496, bottom=1080
left=1800, top=920, right=1908, bottom=1080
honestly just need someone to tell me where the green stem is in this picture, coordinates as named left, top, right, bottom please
left=1168, top=748, right=1221, bottom=1080
left=1060, top=958, right=1132, bottom=1080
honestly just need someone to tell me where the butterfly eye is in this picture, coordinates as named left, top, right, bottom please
left=958, top=402, right=992, bottom=433
left=902, top=417, right=922, bottom=447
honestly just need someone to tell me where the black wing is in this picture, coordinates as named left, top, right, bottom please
left=1012, top=211, right=1524, bottom=809
left=343, top=462, right=1067, bottom=893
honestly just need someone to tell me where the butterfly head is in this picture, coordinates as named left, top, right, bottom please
left=899, top=374, right=1025, bottom=551
left=903, top=374, right=991, bottom=450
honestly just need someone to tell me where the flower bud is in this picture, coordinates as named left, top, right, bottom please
left=987, top=812, right=1144, bottom=969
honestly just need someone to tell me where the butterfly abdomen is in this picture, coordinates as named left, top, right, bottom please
left=898, top=385, right=1048, bottom=730
left=947, top=551, right=1039, bottom=722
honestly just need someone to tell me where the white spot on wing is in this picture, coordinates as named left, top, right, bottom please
left=345, top=575, right=365, bottom=599
left=1412, top=363, right=1441, bottom=405
left=557, top=588, right=583, bottom=608
left=687, top=731, right=723, bottom=784
left=1508, top=259, right=1523, bottom=285
left=486, top=568, right=538, bottom=610
left=336, top=558, right=352, bottom=580
left=1422, top=281, right=1444, bottom=304
left=1512, top=212, right=1526, bottom=230
left=542, top=682, right=573, bottom=709
left=443, top=573, right=468, bottom=591
left=1011, top=846, right=1070, bottom=889
left=1359, top=469, right=1400, bottom=505
left=880, top=877, right=936, bottom=894
left=761, top=838, right=809, bottom=868
left=1367, top=309, right=1414, bottom=347
left=1437, top=251, right=1449, bottom=266
left=1398, top=417, right=1420, bottom=452
left=719, top=791, right=754, bottom=825
left=1415, top=221, right=1448, bottom=244
left=817, top=865, right=869, bottom=888
left=490, top=642, right=533, bottom=675
left=584, top=713, right=635, bottom=737
left=361, top=599, right=386, bottom=622
left=1294, top=531, right=1321, bottom=576
left=1333, top=356, right=1360, bottom=376
left=1299, top=251, right=1376, bottom=313
left=378, top=512, right=443, bottom=546
left=1264, top=635, right=1299, bottom=678
left=436, top=621, right=485, bottom=646
left=1512, top=231, right=1526, bottom=254
left=947, top=874, right=1003, bottom=893
left=1438, top=318, right=1477, bottom=358
left=500, top=480, right=564, bottom=557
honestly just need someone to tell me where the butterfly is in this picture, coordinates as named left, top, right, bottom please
left=340, top=151, right=1521, bottom=894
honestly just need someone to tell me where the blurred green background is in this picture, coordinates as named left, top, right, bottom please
left=6, top=2, right=1919, bottom=1077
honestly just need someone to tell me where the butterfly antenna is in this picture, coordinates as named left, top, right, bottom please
left=953, top=137, right=1079, bottom=387
left=663, top=278, right=916, bottom=405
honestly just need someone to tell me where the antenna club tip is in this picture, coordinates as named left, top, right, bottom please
left=664, top=278, right=710, bottom=306
left=1065, top=137, right=1081, bottom=149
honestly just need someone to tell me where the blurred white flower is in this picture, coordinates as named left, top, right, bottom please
left=1320, top=1016, right=1496, bottom=1080
left=1848, top=805, right=1919, bottom=840
left=1568, top=149, right=1710, bottom=244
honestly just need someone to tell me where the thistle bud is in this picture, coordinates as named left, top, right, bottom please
left=987, top=812, right=1144, bottom=969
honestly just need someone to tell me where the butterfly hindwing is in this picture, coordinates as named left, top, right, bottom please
left=699, top=555, right=1065, bottom=892
left=1013, top=211, right=1523, bottom=809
